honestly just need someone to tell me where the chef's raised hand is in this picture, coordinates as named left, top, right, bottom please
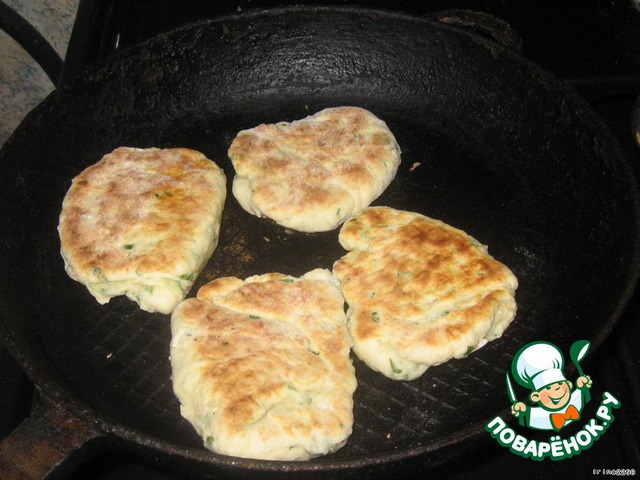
left=577, top=375, right=592, bottom=389
left=511, top=401, right=527, bottom=417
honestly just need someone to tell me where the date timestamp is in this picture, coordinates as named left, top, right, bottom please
left=593, top=469, right=636, bottom=476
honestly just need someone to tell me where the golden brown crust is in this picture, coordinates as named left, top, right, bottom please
left=58, top=147, right=226, bottom=313
left=170, top=269, right=356, bottom=460
left=228, top=107, right=401, bottom=232
left=332, top=207, right=518, bottom=380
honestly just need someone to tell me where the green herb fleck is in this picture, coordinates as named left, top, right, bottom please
left=466, top=345, right=475, bottom=355
left=180, top=273, right=194, bottom=281
left=144, top=285, right=154, bottom=294
left=248, top=315, right=260, bottom=320
left=123, top=244, right=134, bottom=250
left=205, top=409, right=216, bottom=419
left=371, top=311, right=381, bottom=323
left=154, top=191, right=174, bottom=198
left=441, top=310, right=450, bottom=317
left=310, top=349, right=320, bottom=356
left=281, top=278, right=294, bottom=284
left=206, top=436, right=214, bottom=447
left=92, top=267, right=107, bottom=282
left=389, top=358, right=402, bottom=374
left=396, top=271, right=413, bottom=282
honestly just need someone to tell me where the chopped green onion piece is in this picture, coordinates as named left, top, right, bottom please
left=92, top=267, right=107, bottom=281
left=389, top=358, right=402, bottom=374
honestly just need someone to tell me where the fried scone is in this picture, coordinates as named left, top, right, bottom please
left=332, top=207, right=518, bottom=381
left=170, top=268, right=356, bottom=460
left=228, top=106, right=401, bottom=232
left=58, top=147, right=227, bottom=314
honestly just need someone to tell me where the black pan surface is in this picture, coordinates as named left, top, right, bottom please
left=1, top=6, right=639, bottom=477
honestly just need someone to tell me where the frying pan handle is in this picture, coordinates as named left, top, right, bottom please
left=424, top=9, right=523, bottom=53
left=0, top=391, right=105, bottom=479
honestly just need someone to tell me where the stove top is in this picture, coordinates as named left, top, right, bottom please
left=2, top=0, right=640, bottom=478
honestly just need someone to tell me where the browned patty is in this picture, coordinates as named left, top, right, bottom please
left=229, top=106, right=401, bottom=232
left=170, top=268, right=357, bottom=460
left=333, top=206, right=518, bottom=380
left=58, top=147, right=227, bottom=313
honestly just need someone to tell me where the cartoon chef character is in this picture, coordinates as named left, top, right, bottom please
left=510, top=341, right=592, bottom=431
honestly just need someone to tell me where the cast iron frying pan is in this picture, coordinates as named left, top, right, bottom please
left=0, top=6, right=639, bottom=478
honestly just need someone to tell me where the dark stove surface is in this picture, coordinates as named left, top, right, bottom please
left=2, top=0, right=640, bottom=478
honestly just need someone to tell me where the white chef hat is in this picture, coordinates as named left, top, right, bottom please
left=512, top=341, right=567, bottom=391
